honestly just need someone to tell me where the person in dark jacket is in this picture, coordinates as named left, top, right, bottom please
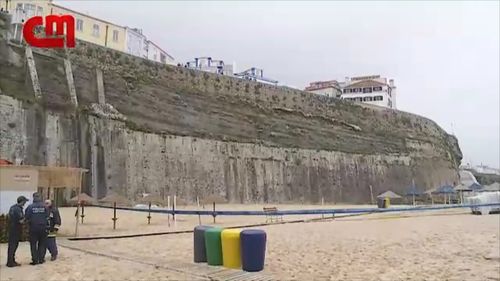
left=44, top=199, right=61, bottom=261
left=6, top=196, right=29, bottom=267
left=25, top=193, right=49, bottom=265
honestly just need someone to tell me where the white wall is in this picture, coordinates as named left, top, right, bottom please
left=125, top=28, right=147, bottom=58
left=309, top=87, right=338, bottom=98
left=0, top=191, right=33, bottom=215
left=341, top=91, right=392, bottom=108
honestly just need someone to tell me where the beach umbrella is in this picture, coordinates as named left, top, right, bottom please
left=454, top=184, right=472, bottom=203
left=201, top=194, right=228, bottom=205
left=468, top=182, right=483, bottom=191
left=433, top=185, right=456, bottom=204
left=138, top=194, right=165, bottom=206
left=376, top=190, right=402, bottom=199
left=433, top=185, right=456, bottom=194
left=69, top=193, right=96, bottom=204
left=98, top=192, right=131, bottom=205
left=405, top=184, right=424, bottom=205
left=480, top=182, right=500, bottom=192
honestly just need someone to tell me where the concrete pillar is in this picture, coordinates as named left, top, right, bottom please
left=96, top=68, right=106, bottom=104
left=63, top=59, right=78, bottom=106
left=25, top=47, right=42, bottom=99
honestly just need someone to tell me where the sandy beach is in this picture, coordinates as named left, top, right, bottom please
left=0, top=205, right=498, bottom=280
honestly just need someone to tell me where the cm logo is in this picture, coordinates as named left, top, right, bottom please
left=22, top=15, right=75, bottom=48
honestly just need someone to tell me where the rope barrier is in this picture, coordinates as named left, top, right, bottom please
left=89, top=203, right=500, bottom=216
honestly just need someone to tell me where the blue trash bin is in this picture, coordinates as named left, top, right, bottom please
left=240, top=229, right=267, bottom=272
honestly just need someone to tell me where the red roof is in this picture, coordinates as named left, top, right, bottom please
left=0, top=159, right=13, bottom=165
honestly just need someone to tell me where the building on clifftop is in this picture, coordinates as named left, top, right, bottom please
left=304, top=80, right=342, bottom=98
left=339, top=75, right=397, bottom=109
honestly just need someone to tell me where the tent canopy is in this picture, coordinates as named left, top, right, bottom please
left=377, top=190, right=402, bottom=199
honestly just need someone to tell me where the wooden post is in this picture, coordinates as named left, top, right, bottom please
left=74, top=202, right=79, bottom=237
left=172, top=196, right=176, bottom=228
left=197, top=196, right=201, bottom=225
left=321, top=197, right=324, bottom=219
left=112, top=202, right=117, bottom=229
left=147, top=202, right=152, bottom=225
left=212, top=202, right=216, bottom=224
left=167, top=195, right=170, bottom=227
left=369, top=185, right=374, bottom=205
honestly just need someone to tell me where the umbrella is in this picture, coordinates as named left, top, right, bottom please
left=138, top=194, right=165, bottom=206
left=432, top=185, right=456, bottom=194
left=376, top=190, right=402, bottom=199
left=432, top=185, right=456, bottom=204
left=405, top=184, right=424, bottom=206
left=481, top=182, right=500, bottom=192
left=69, top=193, right=97, bottom=204
left=468, top=182, right=483, bottom=191
left=98, top=192, right=131, bottom=206
left=200, top=194, right=228, bottom=205
left=454, top=184, right=472, bottom=204
left=454, top=184, right=472, bottom=192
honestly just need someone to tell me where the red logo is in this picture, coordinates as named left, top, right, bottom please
left=22, top=15, right=75, bottom=48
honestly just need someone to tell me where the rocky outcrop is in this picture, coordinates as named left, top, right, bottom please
left=0, top=13, right=461, bottom=203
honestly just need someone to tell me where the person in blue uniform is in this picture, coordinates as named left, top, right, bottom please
left=44, top=199, right=61, bottom=261
left=6, top=196, right=29, bottom=267
left=25, top=193, right=49, bottom=265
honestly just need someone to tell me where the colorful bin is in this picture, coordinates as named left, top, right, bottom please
left=205, top=227, right=224, bottom=266
left=193, top=225, right=212, bottom=263
left=240, top=229, right=267, bottom=272
left=221, top=229, right=242, bottom=269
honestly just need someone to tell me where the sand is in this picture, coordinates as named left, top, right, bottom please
left=0, top=204, right=498, bottom=281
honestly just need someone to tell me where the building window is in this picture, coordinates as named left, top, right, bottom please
left=363, top=87, right=372, bottom=93
left=373, top=86, right=382, bottom=91
left=25, top=4, right=35, bottom=18
left=36, top=6, right=43, bottom=16
left=363, top=96, right=373, bottom=101
left=343, top=89, right=348, bottom=93
left=92, top=24, right=100, bottom=37
left=76, top=19, right=83, bottom=32
left=374, top=96, right=383, bottom=101
left=112, top=30, right=119, bottom=42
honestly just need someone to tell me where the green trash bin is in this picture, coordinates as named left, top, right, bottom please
left=205, top=228, right=224, bottom=266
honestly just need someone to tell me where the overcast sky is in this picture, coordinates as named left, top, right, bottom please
left=58, top=1, right=500, bottom=169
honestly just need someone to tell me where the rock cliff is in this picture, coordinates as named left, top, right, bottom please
left=0, top=13, right=461, bottom=203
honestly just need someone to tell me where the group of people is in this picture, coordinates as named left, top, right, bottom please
left=6, top=193, right=61, bottom=267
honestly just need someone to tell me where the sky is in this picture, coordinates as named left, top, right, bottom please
left=57, top=0, right=500, bottom=169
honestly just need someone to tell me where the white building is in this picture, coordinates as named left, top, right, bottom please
left=339, top=75, right=397, bottom=109
left=125, top=27, right=148, bottom=59
left=146, top=40, right=175, bottom=65
left=185, top=57, right=234, bottom=75
left=304, top=80, right=342, bottom=98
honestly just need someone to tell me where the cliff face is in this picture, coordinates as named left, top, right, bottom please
left=0, top=13, right=461, bottom=203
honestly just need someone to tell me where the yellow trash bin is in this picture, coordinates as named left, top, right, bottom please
left=221, top=229, right=242, bottom=269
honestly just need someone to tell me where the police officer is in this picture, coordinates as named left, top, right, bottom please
left=6, top=196, right=29, bottom=267
left=25, top=193, right=49, bottom=265
left=44, top=199, right=61, bottom=261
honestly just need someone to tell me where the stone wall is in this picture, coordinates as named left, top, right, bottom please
left=0, top=13, right=461, bottom=203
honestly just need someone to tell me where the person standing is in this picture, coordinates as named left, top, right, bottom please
left=25, top=193, right=49, bottom=265
left=44, top=199, right=61, bottom=261
left=6, top=196, right=29, bottom=267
